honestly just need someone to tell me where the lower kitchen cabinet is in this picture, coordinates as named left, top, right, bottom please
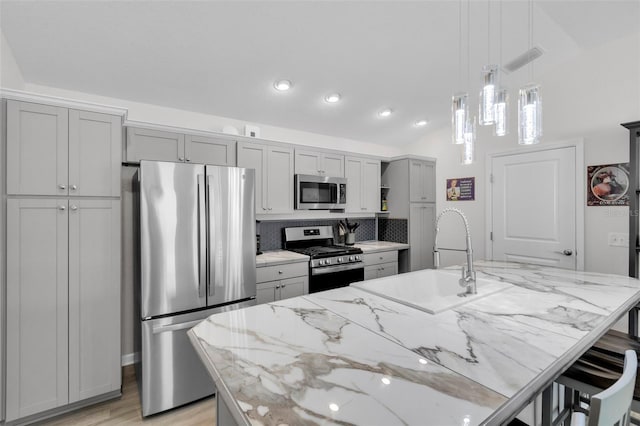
left=409, top=203, right=436, bottom=271
left=6, top=198, right=121, bottom=422
left=363, top=250, right=399, bottom=280
left=256, top=261, right=308, bottom=304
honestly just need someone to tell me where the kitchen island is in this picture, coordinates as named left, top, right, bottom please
left=188, top=261, right=640, bottom=425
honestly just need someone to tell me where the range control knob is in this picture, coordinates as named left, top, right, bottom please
left=319, top=260, right=325, bottom=265
left=349, top=256, right=354, bottom=261
left=326, top=259, right=331, bottom=264
left=337, top=258, right=343, bottom=263
left=355, top=255, right=361, bottom=261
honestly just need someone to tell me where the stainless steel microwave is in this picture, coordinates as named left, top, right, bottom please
left=295, top=174, right=347, bottom=210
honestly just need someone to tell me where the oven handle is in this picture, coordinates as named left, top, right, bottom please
left=311, top=262, right=364, bottom=275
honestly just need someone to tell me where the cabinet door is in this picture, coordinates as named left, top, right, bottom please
left=362, top=159, right=381, bottom=212
left=7, top=101, right=68, bottom=196
left=322, top=153, right=345, bottom=177
left=422, top=162, right=436, bottom=202
left=237, top=142, right=267, bottom=212
left=68, top=110, right=121, bottom=197
left=266, top=146, right=294, bottom=214
left=126, top=127, right=184, bottom=163
left=377, top=262, right=398, bottom=278
left=69, top=200, right=121, bottom=403
left=410, top=203, right=435, bottom=271
left=364, top=265, right=378, bottom=280
left=295, top=149, right=322, bottom=176
left=409, top=161, right=426, bottom=202
left=278, top=276, right=307, bottom=300
left=6, top=199, right=69, bottom=421
left=185, top=135, right=236, bottom=166
left=257, top=282, right=277, bottom=305
left=345, top=157, right=363, bottom=212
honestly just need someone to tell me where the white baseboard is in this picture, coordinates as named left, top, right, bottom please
left=121, top=352, right=139, bottom=366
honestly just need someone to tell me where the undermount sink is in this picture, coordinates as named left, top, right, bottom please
left=351, top=269, right=511, bottom=314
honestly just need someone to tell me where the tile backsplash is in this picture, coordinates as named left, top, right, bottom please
left=377, top=218, right=408, bottom=244
left=259, top=218, right=376, bottom=251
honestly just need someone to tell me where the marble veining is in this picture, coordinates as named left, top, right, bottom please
left=256, top=250, right=309, bottom=267
left=191, top=297, right=505, bottom=425
left=354, top=241, right=410, bottom=253
left=190, top=261, right=640, bottom=425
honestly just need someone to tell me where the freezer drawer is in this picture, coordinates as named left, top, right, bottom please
left=140, top=300, right=255, bottom=416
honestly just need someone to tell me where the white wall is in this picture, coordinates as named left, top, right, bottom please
left=0, top=30, right=24, bottom=90
left=405, top=32, right=640, bottom=276
left=21, top=83, right=403, bottom=158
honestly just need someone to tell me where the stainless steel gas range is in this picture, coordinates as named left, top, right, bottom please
left=284, top=226, right=364, bottom=292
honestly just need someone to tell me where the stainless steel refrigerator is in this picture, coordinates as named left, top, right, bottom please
left=134, top=160, right=256, bottom=416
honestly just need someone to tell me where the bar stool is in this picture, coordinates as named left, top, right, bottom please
left=557, top=329, right=640, bottom=425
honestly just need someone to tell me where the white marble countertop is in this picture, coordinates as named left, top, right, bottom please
left=189, top=261, right=640, bottom=425
left=353, top=240, right=410, bottom=252
left=256, top=250, right=309, bottom=267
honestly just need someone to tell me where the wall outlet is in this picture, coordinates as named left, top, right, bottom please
left=608, top=232, right=629, bottom=247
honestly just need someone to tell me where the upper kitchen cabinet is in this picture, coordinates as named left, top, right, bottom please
left=294, top=149, right=344, bottom=177
left=126, top=127, right=236, bottom=166
left=237, top=141, right=294, bottom=214
left=345, top=156, right=380, bottom=213
left=6, top=100, right=122, bottom=197
left=409, top=159, right=435, bottom=202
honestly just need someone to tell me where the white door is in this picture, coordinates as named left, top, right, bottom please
left=491, top=146, right=577, bottom=269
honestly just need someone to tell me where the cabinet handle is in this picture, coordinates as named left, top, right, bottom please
left=281, top=284, right=286, bottom=288
left=58, top=184, right=66, bottom=190
left=186, top=158, right=191, bottom=162
left=178, top=157, right=185, bottom=162
left=70, top=205, right=78, bottom=211
left=278, top=270, right=283, bottom=274
left=59, top=205, right=66, bottom=211
left=70, top=184, right=77, bottom=191
left=421, top=196, right=427, bottom=200
left=275, top=285, right=281, bottom=289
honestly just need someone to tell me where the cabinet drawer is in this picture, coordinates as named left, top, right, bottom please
left=257, top=262, right=307, bottom=283
left=363, top=250, right=398, bottom=266
left=377, top=262, right=398, bottom=278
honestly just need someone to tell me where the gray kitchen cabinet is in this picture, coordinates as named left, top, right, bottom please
left=126, top=127, right=184, bottom=163
left=345, top=156, right=380, bottom=213
left=184, top=134, right=236, bottom=166
left=363, top=250, right=399, bottom=280
left=6, top=199, right=69, bottom=421
left=409, top=203, right=436, bottom=271
left=68, top=200, right=121, bottom=403
left=6, top=100, right=122, bottom=197
left=256, top=262, right=308, bottom=304
left=5, top=198, right=121, bottom=422
left=238, top=141, right=294, bottom=214
left=409, top=160, right=435, bottom=202
left=294, top=149, right=344, bottom=177
left=126, top=127, right=236, bottom=166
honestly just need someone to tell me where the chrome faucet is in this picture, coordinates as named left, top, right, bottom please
left=433, top=208, right=477, bottom=295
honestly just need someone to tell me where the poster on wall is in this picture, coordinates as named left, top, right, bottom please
left=446, top=177, right=475, bottom=201
left=587, top=163, right=629, bottom=206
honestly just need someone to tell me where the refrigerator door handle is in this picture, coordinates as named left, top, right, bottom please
left=207, top=175, right=215, bottom=298
left=198, top=174, right=207, bottom=299
left=151, top=319, right=204, bottom=335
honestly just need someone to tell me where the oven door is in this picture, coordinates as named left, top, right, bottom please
left=295, top=174, right=346, bottom=210
left=309, top=263, right=364, bottom=293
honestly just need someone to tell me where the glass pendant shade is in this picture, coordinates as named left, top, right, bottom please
left=493, top=88, right=509, bottom=136
left=452, top=93, right=469, bottom=145
left=479, top=65, right=498, bottom=125
left=461, top=117, right=476, bottom=165
left=518, top=84, right=542, bottom=145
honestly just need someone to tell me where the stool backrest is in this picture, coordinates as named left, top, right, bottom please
left=589, top=350, right=638, bottom=426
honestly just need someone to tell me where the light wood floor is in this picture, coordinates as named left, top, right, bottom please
left=43, top=366, right=216, bottom=425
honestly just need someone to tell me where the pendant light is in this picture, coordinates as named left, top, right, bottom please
left=451, top=0, right=468, bottom=145
left=493, top=0, right=509, bottom=136
left=518, top=0, right=542, bottom=144
left=479, top=1, right=497, bottom=126
left=462, top=117, right=476, bottom=165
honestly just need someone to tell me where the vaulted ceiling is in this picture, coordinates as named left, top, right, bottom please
left=1, top=1, right=638, bottom=146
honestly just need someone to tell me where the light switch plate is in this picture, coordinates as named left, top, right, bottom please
left=608, top=232, right=629, bottom=247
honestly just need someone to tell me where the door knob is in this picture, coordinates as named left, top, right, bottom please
left=59, top=205, right=66, bottom=211
left=70, top=205, right=78, bottom=211
left=58, top=184, right=66, bottom=190
left=563, top=249, right=573, bottom=256
left=70, top=184, right=77, bottom=191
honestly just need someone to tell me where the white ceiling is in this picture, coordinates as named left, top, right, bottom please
left=1, top=1, right=639, bottom=146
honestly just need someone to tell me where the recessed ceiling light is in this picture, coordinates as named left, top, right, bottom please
left=274, top=80, right=292, bottom=91
left=381, top=377, right=391, bottom=385
left=414, top=119, right=428, bottom=127
left=324, top=93, right=341, bottom=103
left=378, top=108, right=393, bottom=118
left=329, top=403, right=340, bottom=412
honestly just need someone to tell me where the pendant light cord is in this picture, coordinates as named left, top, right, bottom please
left=487, top=0, right=491, bottom=64
left=467, top=0, right=470, bottom=91
left=528, top=0, right=533, bottom=81
left=458, top=0, right=463, bottom=88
